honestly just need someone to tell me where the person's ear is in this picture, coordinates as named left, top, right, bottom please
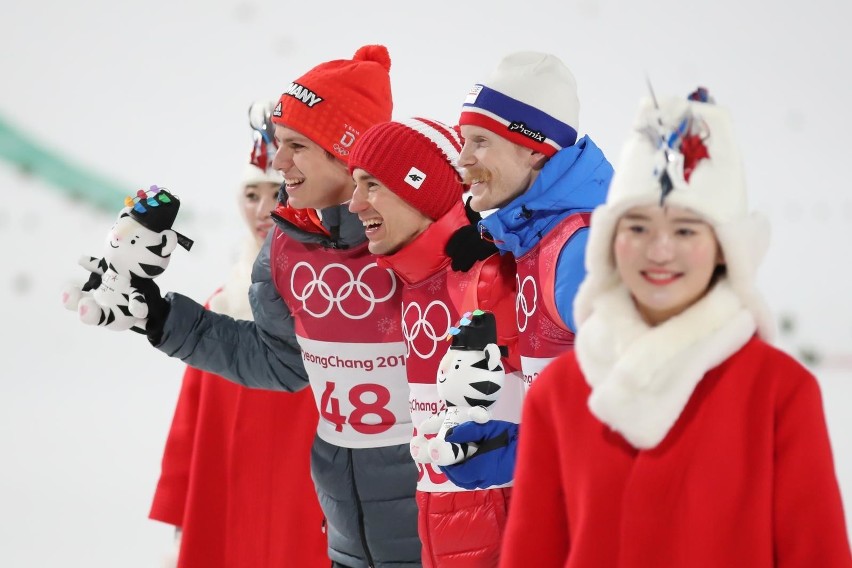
left=529, top=151, right=549, bottom=171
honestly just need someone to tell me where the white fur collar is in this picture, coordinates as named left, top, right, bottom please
left=206, top=238, right=260, bottom=321
left=575, top=280, right=756, bottom=449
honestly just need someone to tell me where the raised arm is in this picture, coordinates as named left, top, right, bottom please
left=152, top=235, right=309, bottom=392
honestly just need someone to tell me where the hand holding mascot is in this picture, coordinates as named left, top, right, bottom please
left=410, top=310, right=507, bottom=467
left=61, top=185, right=192, bottom=332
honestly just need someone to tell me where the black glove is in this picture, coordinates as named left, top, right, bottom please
left=445, top=198, right=499, bottom=272
left=130, top=278, right=170, bottom=345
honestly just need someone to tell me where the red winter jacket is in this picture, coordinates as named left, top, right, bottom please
left=500, top=337, right=851, bottom=567
left=380, top=202, right=522, bottom=568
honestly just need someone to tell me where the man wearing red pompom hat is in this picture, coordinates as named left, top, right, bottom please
left=142, top=45, right=422, bottom=567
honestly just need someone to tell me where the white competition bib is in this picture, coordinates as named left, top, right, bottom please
left=298, top=335, right=412, bottom=448
left=520, top=356, right=557, bottom=391
left=410, top=382, right=456, bottom=492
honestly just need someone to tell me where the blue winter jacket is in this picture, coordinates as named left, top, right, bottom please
left=479, top=135, right=613, bottom=331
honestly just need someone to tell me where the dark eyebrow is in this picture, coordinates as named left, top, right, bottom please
left=671, top=217, right=708, bottom=225
left=280, top=133, right=309, bottom=145
left=620, top=213, right=650, bottom=221
left=620, top=213, right=708, bottom=225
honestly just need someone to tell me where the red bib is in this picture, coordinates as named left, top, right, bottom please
left=271, top=231, right=411, bottom=448
left=515, top=212, right=590, bottom=388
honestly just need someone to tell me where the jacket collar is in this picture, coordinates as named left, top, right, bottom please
left=377, top=201, right=467, bottom=285
left=272, top=201, right=366, bottom=249
left=479, top=135, right=612, bottom=257
left=575, top=280, right=757, bottom=450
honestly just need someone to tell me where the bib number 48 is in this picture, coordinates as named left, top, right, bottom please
left=320, top=381, right=396, bottom=435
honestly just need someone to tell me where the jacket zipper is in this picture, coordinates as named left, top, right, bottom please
left=348, top=448, right=376, bottom=568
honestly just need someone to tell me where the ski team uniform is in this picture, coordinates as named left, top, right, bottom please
left=155, top=204, right=420, bottom=568
left=379, top=202, right=523, bottom=568
left=478, top=136, right=613, bottom=386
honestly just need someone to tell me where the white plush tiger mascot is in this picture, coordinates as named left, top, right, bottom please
left=410, top=309, right=506, bottom=467
left=61, top=185, right=193, bottom=332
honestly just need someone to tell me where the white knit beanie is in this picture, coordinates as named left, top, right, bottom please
left=574, top=90, right=774, bottom=340
left=458, top=51, right=580, bottom=157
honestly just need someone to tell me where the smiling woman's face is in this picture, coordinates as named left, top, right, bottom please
left=240, top=181, right=280, bottom=246
left=613, top=204, right=723, bottom=326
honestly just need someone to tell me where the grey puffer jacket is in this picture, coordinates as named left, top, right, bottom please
left=154, top=203, right=421, bottom=568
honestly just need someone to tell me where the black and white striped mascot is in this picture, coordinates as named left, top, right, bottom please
left=410, top=309, right=506, bottom=467
left=61, top=185, right=192, bottom=332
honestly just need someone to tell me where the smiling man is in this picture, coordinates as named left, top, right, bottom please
left=456, top=51, right=614, bottom=387
left=139, top=45, right=423, bottom=568
left=348, top=117, right=523, bottom=568
left=435, top=51, right=615, bottom=493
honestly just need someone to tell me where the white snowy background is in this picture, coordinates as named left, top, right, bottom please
left=1, top=0, right=850, bottom=565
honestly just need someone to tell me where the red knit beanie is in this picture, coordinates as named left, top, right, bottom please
left=348, top=118, right=466, bottom=221
left=272, top=45, right=393, bottom=163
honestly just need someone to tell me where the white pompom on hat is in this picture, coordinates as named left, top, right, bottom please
left=458, top=51, right=580, bottom=157
left=574, top=91, right=774, bottom=340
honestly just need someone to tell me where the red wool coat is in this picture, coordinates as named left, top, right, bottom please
left=150, top=244, right=328, bottom=568
left=500, top=337, right=851, bottom=567
left=150, top=368, right=327, bottom=567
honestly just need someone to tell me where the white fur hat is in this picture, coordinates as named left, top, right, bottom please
left=240, top=162, right=283, bottom=187
left=459, top=51, right=580, bottom=157
left=574, top=92, right=774, bottom=340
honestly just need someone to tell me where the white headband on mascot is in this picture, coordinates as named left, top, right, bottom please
left=574, top=93, right=774, bottom=341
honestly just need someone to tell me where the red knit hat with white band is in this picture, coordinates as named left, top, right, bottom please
left=459, top=51, right=580, bottom=157
left=348, top=117, right=465, bottom=221
left=271, top=45, right=393, bottom=164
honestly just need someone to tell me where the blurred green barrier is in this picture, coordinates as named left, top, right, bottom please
left=0, top=115, right=128, bottom=212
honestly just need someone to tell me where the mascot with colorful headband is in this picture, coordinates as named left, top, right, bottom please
left=61, top=185, right=193, bottom=332
left=410, top=309, right=507, bottom=466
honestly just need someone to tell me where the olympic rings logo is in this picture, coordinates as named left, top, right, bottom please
left=290, top=261, right=397, bottom=320
left=515, top=274, right=538, bottom=332
left=333, top=131, right=356, bottom=156
left=401, top=300, right=452, bottom=359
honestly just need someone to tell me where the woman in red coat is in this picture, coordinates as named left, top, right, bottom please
left=149, top=103, right=328, bottom=568
left=500, top=89, right=851, bottom=567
